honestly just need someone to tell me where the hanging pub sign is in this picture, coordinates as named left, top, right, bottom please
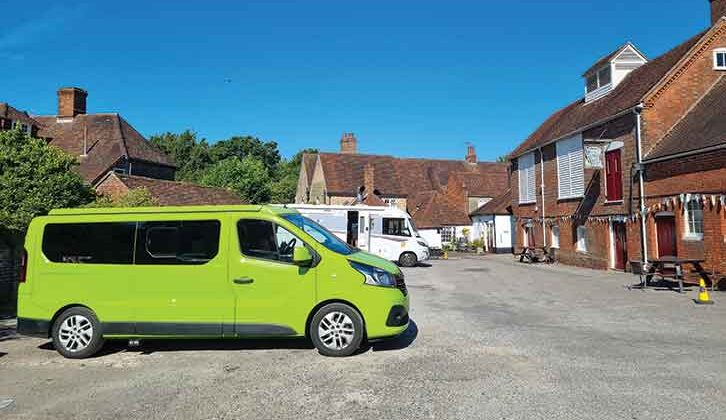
left=584, top=145, right=604, bottom=169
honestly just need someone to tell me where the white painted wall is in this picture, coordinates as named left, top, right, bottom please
left=471, top=215, right=513, bottom=252
left=419, top=229, right=441, bottom=249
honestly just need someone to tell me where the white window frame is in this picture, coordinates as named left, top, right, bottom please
left=585, top=66, right=613, bottom=94
left=518, top=152, right=536, bottom=204
left=550, top=225, right=560, bottom=248
left=556, top=135, right=585, bottom=200
left=576, top=225, right=587, bottom=252
left=684, top=198, right=704, bottom=240
left=714, top=48, right=726, bottom=70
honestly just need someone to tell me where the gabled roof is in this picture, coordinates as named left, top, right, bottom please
left=98, top=173, right=242, bottom=206
left=317, top=152, right=507, bottom=197
left=301, top=153, right=317, bottom=184
left=470, top=189, right=512, bottom=216
left=582, top=42, right=647, bottom=76
left=0, top=103, right=39, bottom=127
left=645, top=76, right=726, bottom=160
left=511, top=30, right=707, bottom=158
left=34, top=113, right=174, bottom=184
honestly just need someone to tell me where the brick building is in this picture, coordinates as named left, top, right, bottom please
left=509, top=0, right=726, bottom=273
left=295, top=133, right=508, bottom=248
left=2, top=87, right=239, bottom=206
left=34, top=87, right=176, bottom=184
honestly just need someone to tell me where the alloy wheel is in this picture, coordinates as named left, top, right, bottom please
left=58, top=315, right=94, bottom=353
left=317, top=312, right=355, bottom=350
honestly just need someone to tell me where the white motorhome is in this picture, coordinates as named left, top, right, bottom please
left=287, top=204, right=429, bottom=267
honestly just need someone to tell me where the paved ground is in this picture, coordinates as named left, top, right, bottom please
left=1, top=255, right=725, bottom=419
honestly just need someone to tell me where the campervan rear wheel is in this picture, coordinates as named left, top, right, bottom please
left=399, top=252, right=417, bottom=267
left=51, top=307, right=105, bottom=359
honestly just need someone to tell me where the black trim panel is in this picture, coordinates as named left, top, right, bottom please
left=17, top=318, right=50, bottom=338
left=386, top=305, right=409, bottom=327
left=234, top=324, right=296, bottom=336
left=100, top=322, right=296, bottom=337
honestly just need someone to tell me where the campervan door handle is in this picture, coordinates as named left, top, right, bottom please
left=233, top=277, right=254, bottom=285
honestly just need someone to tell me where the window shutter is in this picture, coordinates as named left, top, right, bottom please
left=518, top=153, right=535, bottom=203
left=557, top=135, right=584, bottom=199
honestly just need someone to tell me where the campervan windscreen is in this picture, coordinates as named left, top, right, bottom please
left=283, top=214, right=354, bottom=255
left=409, top=218, right=422, bottom=238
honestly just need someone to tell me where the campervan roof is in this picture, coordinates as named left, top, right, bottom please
left=48, top=205, right=295, bottom=216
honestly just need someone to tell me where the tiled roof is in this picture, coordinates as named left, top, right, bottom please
left=645, top=76, right=726, bottom=160
left=511, top=30, right=706, bottom=158
left=317, top=152, right=507, bottom=197
left=470, top=189, right=512, bottom=216
left=0, top=103, right=39, bottom=126
left=106, top=173, right=243, bottom=206
left=34, top=113, right=174, bottom=184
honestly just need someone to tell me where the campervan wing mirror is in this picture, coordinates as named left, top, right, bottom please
left=293, top=246, right=313, bottom=266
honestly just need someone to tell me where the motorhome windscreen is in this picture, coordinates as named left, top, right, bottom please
left=282, top=214, right=354, bottom=255
left=408, top=218, right=422, bottom=238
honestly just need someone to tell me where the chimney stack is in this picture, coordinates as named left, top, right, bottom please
left=711, top=0, right=726, bottom=25
left=57, top=87, right=87, bottom=118
left=340, top=132, right=358, bottom=154
left=465, top=144, right=477, bottom=163
left=363, top=163, right=375, bottom=194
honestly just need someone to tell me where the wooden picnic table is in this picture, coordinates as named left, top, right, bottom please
left=642, top=257, right=712, bottom=294
left=516, top=247, right=555, bottom=264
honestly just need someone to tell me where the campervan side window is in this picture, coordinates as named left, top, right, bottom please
left=136, top=221, right=221, bottom=265
left=382, top=218, right=410, bottom=237
left=42, top=222, right=136, bottom=264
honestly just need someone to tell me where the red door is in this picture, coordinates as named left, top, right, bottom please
left=605, top=149, right=623, bottom=201
left=656, top=216, right=677, bottom=257
left=613, top=222, right=627, bottom=270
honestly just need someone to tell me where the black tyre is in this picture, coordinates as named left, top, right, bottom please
left=310, top=303, right=364, bottom=357
left=398, top=252, right=418, bottom=267
left=51, top=307, right=105, bottom=359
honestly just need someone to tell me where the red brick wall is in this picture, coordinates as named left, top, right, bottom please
left=511, top=114, right=637, bottom=267
left=642, top=149, right=726, bottom=273
left=642, top=25, right=726, bottom=154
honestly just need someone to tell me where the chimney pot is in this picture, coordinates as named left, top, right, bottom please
left=340, top=132, right=358, bottom=154
left=57, top=87, right=87, bottom=118
left=711, top=0, right=726, bottom=25
left=465, top=144, right=477, bottom=164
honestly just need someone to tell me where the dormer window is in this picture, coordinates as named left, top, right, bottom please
left=583, top=42, right=647, bottom=103
left=714, top=49, right=726, bottom=70
left=586, top=67, right=612, bottom=94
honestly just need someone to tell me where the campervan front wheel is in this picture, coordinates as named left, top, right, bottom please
left=398, top=252, right=418, bottom=267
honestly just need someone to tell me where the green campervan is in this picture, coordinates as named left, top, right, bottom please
left=17, top=205, right=410, bottom=358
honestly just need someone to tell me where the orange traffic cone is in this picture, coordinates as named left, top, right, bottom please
left=694, top=278, right=714, bottom=305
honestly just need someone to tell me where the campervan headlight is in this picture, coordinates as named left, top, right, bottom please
left=350, top=262, right=396, bottom=288
left=417, top=240, right=428, bottom=248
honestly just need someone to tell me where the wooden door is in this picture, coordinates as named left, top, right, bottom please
left=656, top=216, right=677, bottom=257
left=605, top=149, right=623, bottom=201
left=612, top=222, right=627, bottom=270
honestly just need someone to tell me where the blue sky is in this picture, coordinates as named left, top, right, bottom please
left=0, top=0, right=711, bottom=160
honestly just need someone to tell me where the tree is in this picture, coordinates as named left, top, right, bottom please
left=201, top=156, right=271, bottom=204
left=496, top=155, right=509, bottom=163
left=209, top=136, right=281, bottom=175
left=86, top=188, right=159, bottom=208
left=149, top=130, right=212, bottom=182
left=0, top=128, right=94, bottom=238
left=269, top=148, right=318, bottom=203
